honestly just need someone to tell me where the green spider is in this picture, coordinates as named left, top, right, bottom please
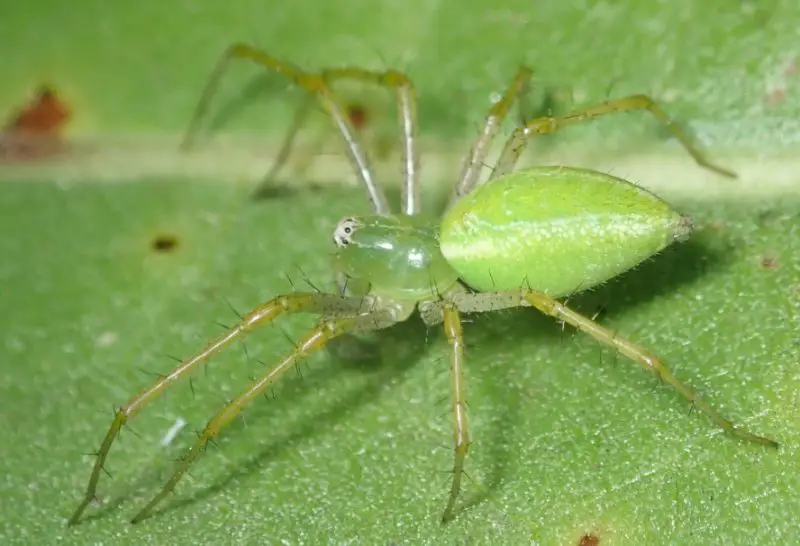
left=68, top=44, right=778, bottom=526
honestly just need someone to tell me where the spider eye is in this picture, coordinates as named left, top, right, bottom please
left=333, top=217, right=360, bottom=248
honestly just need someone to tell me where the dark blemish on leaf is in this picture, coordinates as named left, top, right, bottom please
left=760, top=254, right=779, bottom=270
left=151, top=233, right=180, bottom=253
left=578, top=533, right=600, bottom=546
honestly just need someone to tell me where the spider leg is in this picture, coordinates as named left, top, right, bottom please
left=446, top=289, right=777, bottom=448
left=312, top=67, right=420, bottom=216
left=68, top=292, right=376, bottom=526
left=490, top=94, right=736, bottom=181
left=130, top=307, right=399, bottom=524
left=440, top=302, right=471, bottom=523
left=253, top=66, right=421, bottom=211
left=181, top=44, right=390, bottom=215
left=450, top=67, right=533, bottom=203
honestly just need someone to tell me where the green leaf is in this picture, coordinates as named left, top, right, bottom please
left=1, top=1, right=798, bottom=545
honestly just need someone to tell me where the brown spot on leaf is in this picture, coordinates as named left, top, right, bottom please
left=1, top=85, right=71, bottom=162
left=151, top=233, right=180, bottom=253
left=578, top=533, right=600, bottom=546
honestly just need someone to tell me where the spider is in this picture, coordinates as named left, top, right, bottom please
left=68, top=44, right=778, bottom=526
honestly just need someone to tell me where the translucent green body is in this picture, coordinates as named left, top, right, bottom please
left=333, top=166, right=690, bottom=301
left=332, top=214, right=460, bottom=302
left=439, top=166, right=691, bottom=296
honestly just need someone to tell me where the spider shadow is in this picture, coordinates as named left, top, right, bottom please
left=453, top=235, right=730, bottom=518
left=189, top=71, right=332, bottom=200
left=138, top=314, right=432, bottom=521
left=202, top=73, right=296, bottom=139
left=81, top=323, right=425, bottom=524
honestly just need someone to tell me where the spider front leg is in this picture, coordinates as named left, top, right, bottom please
left=254, top=67, right=421, bottom=209
left=489, top=94, right=737, bottom=181
left=184, top=43, right=424, bottom=215
left=446, top=289, right=777, bottom=447
left=181, top=44, right=390, bottom=215
left=292, top=66, right=422, bottom=215
left=441, top=302, right=471, bottom=523
left=68, top=292, right=377, bottom=526
left=130, top=306, right=399, bottom=524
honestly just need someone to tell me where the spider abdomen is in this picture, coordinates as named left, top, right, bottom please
left=439, top=166, right=691, bottom=296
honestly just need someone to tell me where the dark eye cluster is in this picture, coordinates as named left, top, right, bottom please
left=333, top=217, right=359, bottom=247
